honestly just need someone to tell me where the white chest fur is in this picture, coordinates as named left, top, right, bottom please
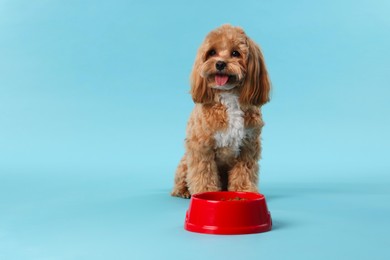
left=214, top=92, right=245, bottom=157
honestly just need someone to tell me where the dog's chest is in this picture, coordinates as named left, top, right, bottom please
left=213, top=93, right=246, bottom=156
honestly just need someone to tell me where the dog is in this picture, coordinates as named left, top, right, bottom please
left=171, top=24, right=271, bottom=198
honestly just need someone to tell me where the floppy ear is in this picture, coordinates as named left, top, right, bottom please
left=190, top=50, right=214, bottom=104
left=240, top=38, right=271, bottom=106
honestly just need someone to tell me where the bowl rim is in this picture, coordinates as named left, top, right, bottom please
left=191, top=191, right=265, bottom=202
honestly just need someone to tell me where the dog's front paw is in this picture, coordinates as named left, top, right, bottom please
left=171, top=187, right=191, bottom=199
left=244, top=186, right=260, bottom=193
left=228, top=184, right=259, bottom=193
left=189, top=185, right=221, bottom=196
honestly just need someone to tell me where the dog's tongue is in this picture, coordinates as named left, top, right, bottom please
left=215, top=74, right=229, bottom=86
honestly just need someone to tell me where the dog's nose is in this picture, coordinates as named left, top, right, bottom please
left=216, top=61, right=227, bottom=71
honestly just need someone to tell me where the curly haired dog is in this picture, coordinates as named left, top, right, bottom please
left=172, top=24, right=271, bottom=198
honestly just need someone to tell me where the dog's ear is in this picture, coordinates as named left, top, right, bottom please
left=190, top=50, right=214, bottom=104
left=240, top=38, right=271, bottom=106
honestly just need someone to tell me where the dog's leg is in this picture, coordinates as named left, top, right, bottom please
left=228, top=161, right=259, bottom=192
left=171, top=155, right=191, bottom=198
left=228, top=137, right=260, bottom=192
left=186, top=150, right=221, bottom=195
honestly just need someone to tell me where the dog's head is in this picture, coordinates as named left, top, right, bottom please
left=190, top=24, right=271, bottom=106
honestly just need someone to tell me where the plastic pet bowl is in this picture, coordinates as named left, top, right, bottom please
left=184, top=191, right=272, bottom=235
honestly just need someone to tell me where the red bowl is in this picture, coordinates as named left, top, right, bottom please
left=184, top=191, right=272, bottom=235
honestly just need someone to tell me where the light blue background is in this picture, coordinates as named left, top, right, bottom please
left=1, top=0, right=389, bottom=259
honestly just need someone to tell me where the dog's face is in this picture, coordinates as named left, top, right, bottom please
left=190, top=24, right=271, bottom=106
left=199, top=27, right=248, bottom=91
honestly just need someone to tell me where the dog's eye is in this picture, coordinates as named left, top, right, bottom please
left=231, top=51, right=240, bottom=57
left=207, top=49, right=217, bottom=57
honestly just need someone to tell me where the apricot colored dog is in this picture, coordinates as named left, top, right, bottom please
left=172, top=24, right=271, bottom=198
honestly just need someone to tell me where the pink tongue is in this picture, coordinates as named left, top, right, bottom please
left=215, top=75, right=229, bottom=86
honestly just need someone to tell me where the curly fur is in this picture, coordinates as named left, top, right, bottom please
left=171, top=24, right=271, bottom=198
